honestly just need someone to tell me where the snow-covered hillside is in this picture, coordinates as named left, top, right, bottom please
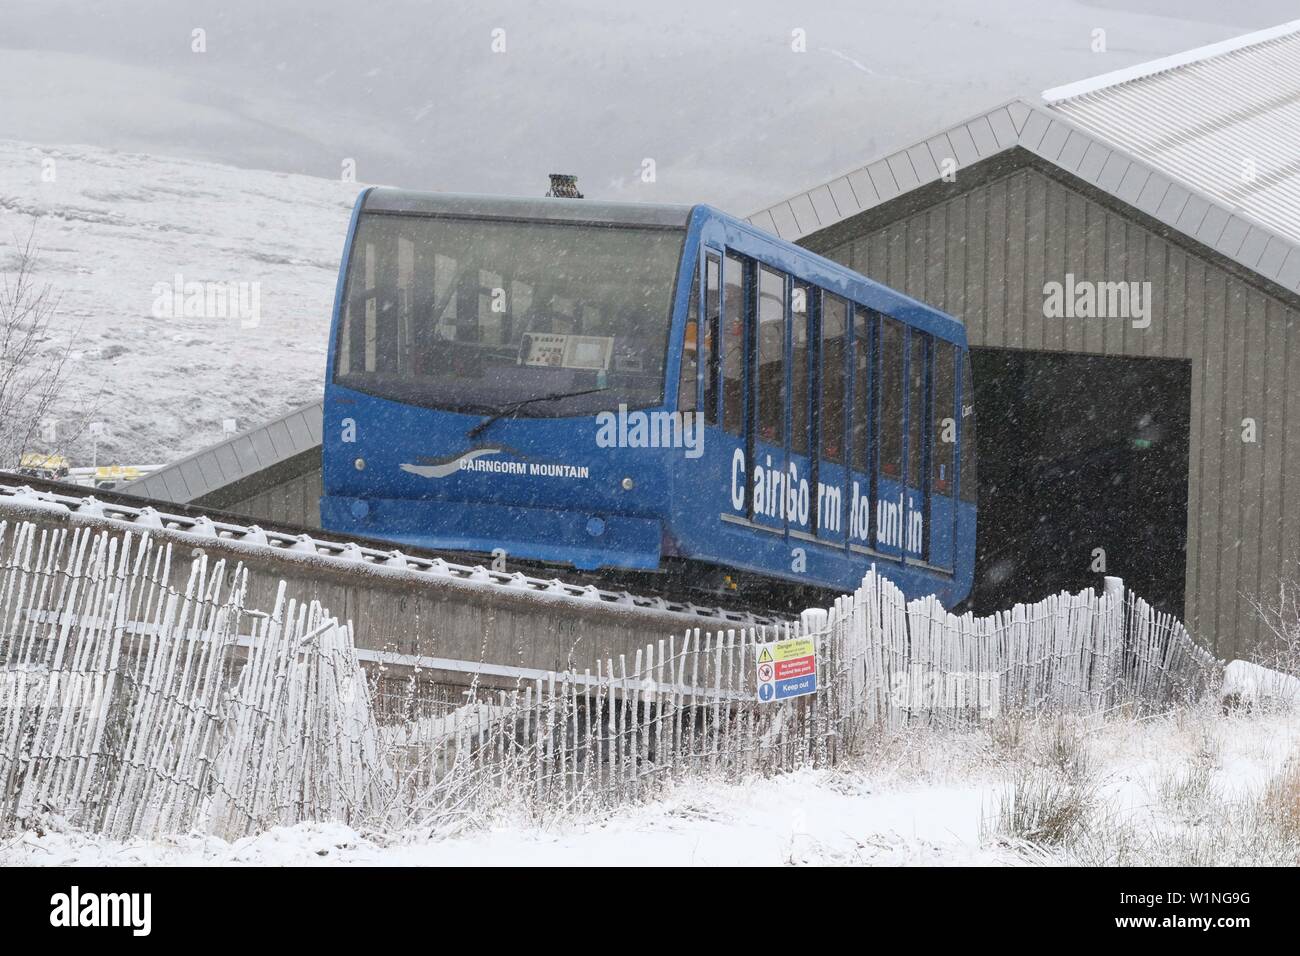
left=0, top=139, right=361, bottom=465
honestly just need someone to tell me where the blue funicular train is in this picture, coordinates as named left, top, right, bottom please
left=321, top=188, right=977, bottom=608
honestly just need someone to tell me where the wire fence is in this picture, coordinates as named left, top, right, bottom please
left=0, top=517, right=1222, bottom=840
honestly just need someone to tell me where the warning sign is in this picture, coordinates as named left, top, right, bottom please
left=755, top=635, right=817, bottom=703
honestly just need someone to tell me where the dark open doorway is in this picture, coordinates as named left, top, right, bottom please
left=969, top=348, right=1191, bottom=618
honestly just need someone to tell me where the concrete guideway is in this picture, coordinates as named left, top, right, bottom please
left=0, top=479, right=782, bottom=692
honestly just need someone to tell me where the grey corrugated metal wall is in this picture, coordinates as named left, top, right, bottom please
left=806, top=158, right=1300, bottom=660
left=206, top=466, right=323, bottom=529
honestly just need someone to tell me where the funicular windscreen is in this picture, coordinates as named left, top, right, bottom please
left=335, top=212, right=685, bottom=416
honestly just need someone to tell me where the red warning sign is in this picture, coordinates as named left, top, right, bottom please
left=774, top=655, right=815, bottom=680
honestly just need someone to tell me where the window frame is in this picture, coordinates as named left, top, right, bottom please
left=722, top=252, right=749, bottom=438
left=819, top=293, right=849, bottom=467
left=932, top=339, right=956, bottom=497
left=702, top=251, right=721, bottom=426
left=877, top=315, right=906, bottom=485
left=755, top=264, right=787, bottom=448
left=676, top=261, right=701, bottom=412
left=959, top=348, right=978, bottom=504
left=790, top=281, right=816, bottom=459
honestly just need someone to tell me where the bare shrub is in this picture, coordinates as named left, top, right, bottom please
left=0, top=224, right=80, bottom=468
left=1245, top=573, right=1300, bottom=677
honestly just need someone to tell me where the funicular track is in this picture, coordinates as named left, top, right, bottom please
left=0, top=474, right=787, bottom=697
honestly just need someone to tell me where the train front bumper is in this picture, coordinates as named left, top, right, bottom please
left=320, top=495, right=662, bottom=572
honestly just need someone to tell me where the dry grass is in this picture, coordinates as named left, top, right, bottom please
left=1260, top=757, right=1300, bottom=842
left=983, top=717, right=1097, bottom=848
left=1154, top=725, right=1222, bottom=822
left=987, top=769, right=1095, bottom=847
left=992, top=717, right=1300, bottom=866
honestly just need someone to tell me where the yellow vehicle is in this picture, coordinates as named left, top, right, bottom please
left=16, top=453, right=71, bottom=481
left=93, top=465, right=142, bottom=490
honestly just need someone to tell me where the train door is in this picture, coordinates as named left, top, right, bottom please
left=787, top=281, right=816, bottom=541
left=956, top=347, right=978, bottom=571
left=927, top=339, right=957, bottom=570
left=700, top=249, right=721, bottom=436
left=817, top=294, right=850, bottom=548
left=847, top=306, right=876, bottom=554
left=720, top=252, right=749, bottom=521
left=903, top=330, right=930, bottom=563
left=750, top=264, right=788, bottom=534
left=676, top=253, right=701, bottom=417
left=874, top=316, right=907, bottom=560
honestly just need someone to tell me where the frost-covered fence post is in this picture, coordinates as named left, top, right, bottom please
left=1096, top=576, right=1125, bottom=710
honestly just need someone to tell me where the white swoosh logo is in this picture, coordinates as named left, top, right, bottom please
left=400, top=447, right=505, bottom=479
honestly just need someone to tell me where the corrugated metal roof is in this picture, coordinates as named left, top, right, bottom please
left=121, top=401, right=322, bottom=503
left=748, top=94, right=1300, bottom=300
left=1045, top=21, right=1300, bottom=250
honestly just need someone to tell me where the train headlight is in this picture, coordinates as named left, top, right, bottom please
left=621, top=477, right=634, bottom=490
left=354, top=457, right=366, bottom=471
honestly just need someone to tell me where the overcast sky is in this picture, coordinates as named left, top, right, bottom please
left=2, top=0, right=1294, bottom=213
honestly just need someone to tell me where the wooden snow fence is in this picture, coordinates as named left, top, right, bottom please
left=0, top=519, right=382, bottom=840
left=383, top=571, right=1223, bottom=818
left=0, top=515, right=1222, bottom=837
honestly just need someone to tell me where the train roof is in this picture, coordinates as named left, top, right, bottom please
left=356, top=189, right=964, bottom=341
left=362, top=188, right=695, bottom=229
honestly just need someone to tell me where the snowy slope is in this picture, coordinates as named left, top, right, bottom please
left=5, top=708, right=1297, bottom=866
left=0, top=139, right=361, bottom=465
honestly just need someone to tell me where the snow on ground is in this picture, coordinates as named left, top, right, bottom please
left=6, top=706, right=1296, bottom=866
left=0, top=767, right=1015, bottom=867
left=0, top=138, right=360, bottom=466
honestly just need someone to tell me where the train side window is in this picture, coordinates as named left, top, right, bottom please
left=851, top=307, right=874, bottom=472
left=372, top=231, right=402, bottom=374
left=821, top=295, right=848, bottom=464
left=878, top=318, right=904, bottom=480
left=757, top=266, right=786, bottom=445
left=932, top=341, right=955, bottom=495
left=907, top=331, right=929, bottom=488
left=703, top=254, right=721, bottom=426
left=790, top=283, right=815, bottom=456
left=723, top=254, right=746, bottom=435
left=339, top=234, right=370, bottom=374
left=676, top=263, right=700, bottom=411
left=960, top=350, right=978, bottom=503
